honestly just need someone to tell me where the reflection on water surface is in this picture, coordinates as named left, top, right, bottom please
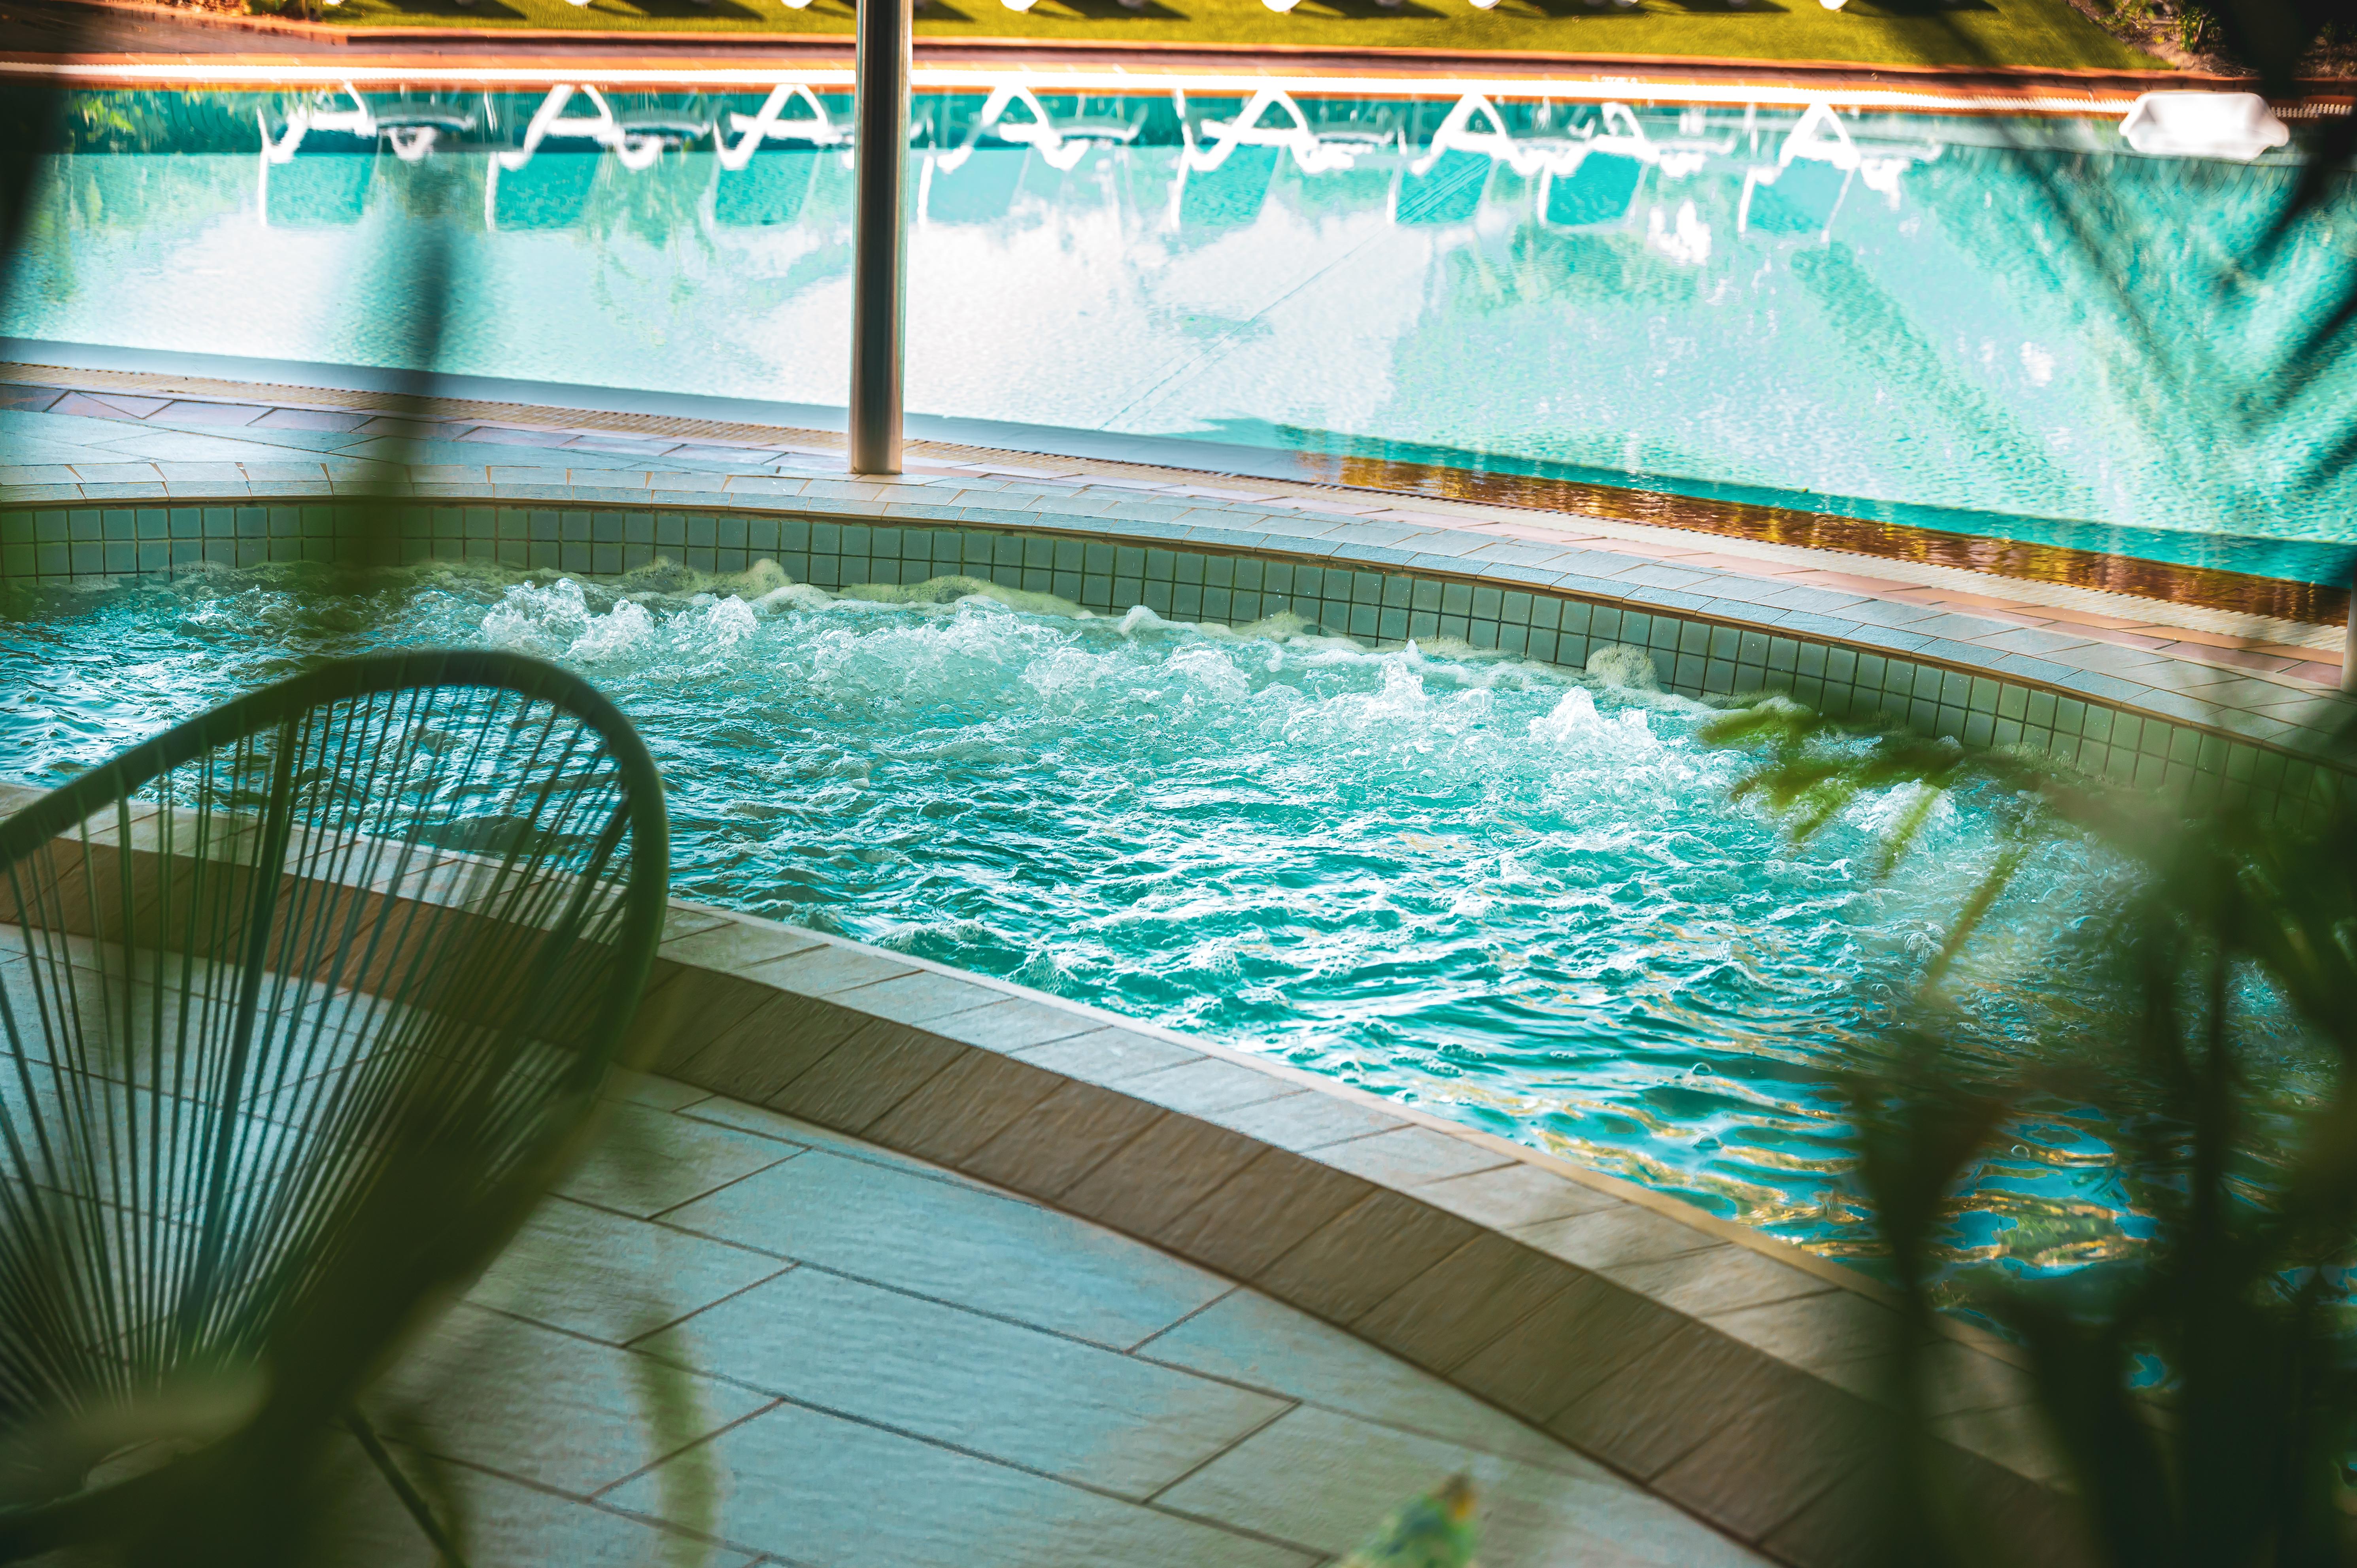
left=7, top=86, right=2353, bottom=563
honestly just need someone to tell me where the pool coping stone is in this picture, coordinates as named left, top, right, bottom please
left=623, top=893, right=2098, bottom=1568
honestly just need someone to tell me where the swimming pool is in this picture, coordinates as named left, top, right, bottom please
left=0, top=557, right=2243, bottom=1304
left=3, top=85, right=2352, bottom=578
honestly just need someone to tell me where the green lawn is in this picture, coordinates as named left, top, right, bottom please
left=316, top=0, right=2165, bottom=72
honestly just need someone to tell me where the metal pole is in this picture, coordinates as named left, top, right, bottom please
left=2344, top=572, right=2357, bottom=693
left=849, top=0, right=910, bottom=476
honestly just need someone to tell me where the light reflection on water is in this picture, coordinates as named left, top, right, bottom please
left=5, top=89, right=2353, bottom=559
left=0, top=560, right=2239, bottom=1309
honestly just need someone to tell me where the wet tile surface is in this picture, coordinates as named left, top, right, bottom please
left=350, top=1077, right=1768, bottom=1568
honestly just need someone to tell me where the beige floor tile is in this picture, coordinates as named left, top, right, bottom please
left=1159, top=1405, right=1767, bottom=1568
left=1123, top=1056, right=1302, bottom=1116
left=1929, top=1401, right=2070, bottom=1485
left=1451, top=1274, right=1683, bottom=1426
left=826, top=967, right=1008, bottom=1025
left=1414, top=1162, right=1624, bottom=1230
left=1258, top=1191, right=1482, bottom=1325
left=1515, top=1202, right=1725, bottom=1271
left=642, top=1266, right=1286, bottom=1497
left=676, top=1094, right=1005, bottom=1187
left=468, top=1194, right=788, bottom=1345
left=1312, top=1125, right=1517, bottom=1188
left=310, top=1431, right=757, bottom=1568
left=659, top=1146, right=1229, bottom=1345
left=1703, top=1289, right=1902, bottom=1373
left=864, top=1045, right=1065, bottom=1165
left=601, top=1067, right=710, bottom=1112
left=370, top=1302, right=774, bottom=1496
left=1599, top=1243, right=1838, bottom=1318
left=959, top=1077, right=1167, bottom=1197
left=1057, top=1113, right=1266, bottom=1240
left=1155, top=1145, right=1373, bottom=1280
left=655, top=918, right=829, bottom=975
left=928, top=995, right=1105, bottom=1052
left=1010, top=1025, right=1201, bottom=1083
left=1207, top=1087, right=1406, bottom=1150
left=765, top=1022, right=965, bottom=1132
left=604, top=1400, right=1316, bottom=1568
left=1354, top=1232, right=1579, bottom=1375
left=1137, top=1287, right=1603, bottom=1475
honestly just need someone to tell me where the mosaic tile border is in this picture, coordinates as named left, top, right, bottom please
left=4, top=499, right=2347, bottom=833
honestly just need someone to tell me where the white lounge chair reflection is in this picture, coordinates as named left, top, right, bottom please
left=1427, top=101, right=1728, bottom=229
left=1738, top=102, right=1937, bottom=238
left=483, top=85, right=694, bottom=232
left=712, top=88, right=841, bottom=226
left=1409, top=93, right=1545, bottom=178
left=717, top=84, right=850, bottom=173
left=715, top=151, right=820, bottom=228
left=934, top=86, right=1141, bottom=175
left=260, top=83, right=476, bottom=166
left=501, top=85, right=685, bottom=173
left=1180, top=87, right=1392, bottom=176
left=257, top=148, right=374, bottom=230
left=1398, top=93, right=1555, bottom=225
left=2119, top=92, right=2289, bottom=161
left=256, top=85, right=422, bottom=228
left=1389, top=94, right=1732, bottom=233
left=1167, top=89, right=1371, bottom=230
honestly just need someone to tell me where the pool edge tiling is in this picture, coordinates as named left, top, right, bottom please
left=9, top=478, right=2354, bottom=827
left=0, top=766, right=2093, bottom=1568
left=617, top=896, right=2091, bottom=1568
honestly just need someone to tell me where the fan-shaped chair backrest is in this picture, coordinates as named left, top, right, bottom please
left=0, top=650, right=668, bottom=1533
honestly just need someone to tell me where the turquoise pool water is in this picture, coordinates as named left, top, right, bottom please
left=0, top=561, right=2197, bottom=1300
left=2, top=88, right=2352, bottom=577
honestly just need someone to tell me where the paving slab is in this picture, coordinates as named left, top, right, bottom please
left=468, top=1193, right=790, bottom=1346
left=1137, top=1287, right=1603, bottom=1473
left=604, top=1397, right=1319, bottom=1568
left=638, top=1265, right=1289, bottom=1498
left=304, top=1077, right=1765, bottom=1567
left=659, top=1145, right=1232, bottom=1348
left=1163, top=1403, right=1766, bottom=1568
left=553, top=1098, right=798, bottom=1218
left=372, top=1301, right=776, bottom=1496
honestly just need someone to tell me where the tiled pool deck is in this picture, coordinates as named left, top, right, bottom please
left=1, top=364, right=2349, bottom=721
left=0, top=757, right=2084, bottom=1568
left=0, top=368, right=2348, bottom=679
left=342, top=1068, right=1769, bottom=1568
left=0, top=363, right=2316, bottom=1566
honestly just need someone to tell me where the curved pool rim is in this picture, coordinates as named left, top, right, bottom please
left=9, top=427, right=2321, bottom=1565
left=625, top=898, right=2085, bottom=1568
left=8, top=471, right=2349, bottom=810
left=0, top=759, right=2087, bottom=1568
left=8, top=338, right=2351, bottom=630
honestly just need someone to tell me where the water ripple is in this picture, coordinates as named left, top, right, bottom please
left=0, top=563, right=2179, bottom=1301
